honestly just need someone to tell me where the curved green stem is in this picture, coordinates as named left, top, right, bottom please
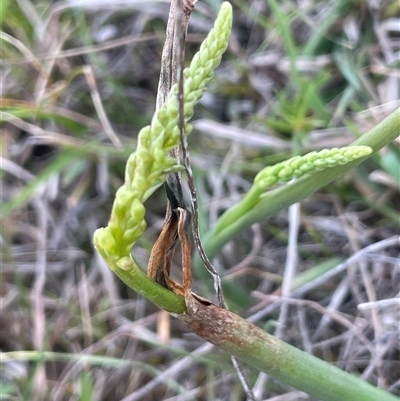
left=108, top=256, right=186, bottom=313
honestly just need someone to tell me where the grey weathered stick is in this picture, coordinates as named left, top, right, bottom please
left=173, top=2, right=257, bottom=400
left=156, top=0, right=196, bottom=222
left=156, top=0, right=195, bottom=112
left=151, top=0, right=196, bottom=354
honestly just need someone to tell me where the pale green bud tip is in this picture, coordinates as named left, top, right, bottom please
left=138, top=126, right=151, bottom=146
left=185, top=2, right=232, bottom=93
left=220, top=2, right=233, bottom=30
left=93, top=227, right=116, bottom=254
left=116, top=256, right=133, bottom=271
left=115, top=186, right=135, bottom=206
left=254, top=146, right=373, bottom=191
left=256, top=175, right=277, bottom=189
left=344, top=146, right=372, bottom=158
left=130, top=199, right=145, bottom=221
left=221, top=2, right=232, bottom=11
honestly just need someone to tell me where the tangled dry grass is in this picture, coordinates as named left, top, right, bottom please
left=1, top=0, right=399, bottom=400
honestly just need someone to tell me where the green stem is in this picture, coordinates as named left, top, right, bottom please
left=109, top=256, right=186, bottom=313
left=213, top=185, right=262, bottom=234
left=215, top=311, right=399, bottom=401
left=199, top=108, right=399, bottom=263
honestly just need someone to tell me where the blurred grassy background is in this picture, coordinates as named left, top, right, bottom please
left=1, top=0, right=399, bottom=400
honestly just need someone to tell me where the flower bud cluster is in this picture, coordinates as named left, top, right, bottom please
left=255, top=146, right=372, bottom=191
left=94, top=3, right=233, bottom=264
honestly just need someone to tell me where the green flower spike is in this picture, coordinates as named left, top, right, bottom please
left=255, top=146, right=372, bottom=189
left=93, top=3, right=233, bottom=312
left=215, top=146, right=372, bottom=234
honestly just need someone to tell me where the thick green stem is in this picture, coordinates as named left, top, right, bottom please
left=180, top=297, right=398, bottom=401
left=218, top=312, right=398, bottom=401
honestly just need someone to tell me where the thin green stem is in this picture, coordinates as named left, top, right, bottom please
left=213, top=185, right=262, bottom=234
